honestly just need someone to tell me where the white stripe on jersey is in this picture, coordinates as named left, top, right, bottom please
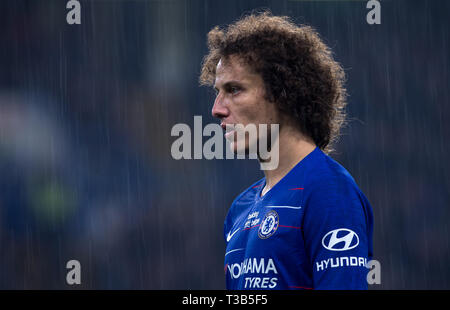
left=264, top=205, right=302, bottom=209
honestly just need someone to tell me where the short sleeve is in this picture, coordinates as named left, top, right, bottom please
left=302, top=176, right=373, bottom=289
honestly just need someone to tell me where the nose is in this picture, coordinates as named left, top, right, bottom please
left=211, top=93, right=229, bottom=119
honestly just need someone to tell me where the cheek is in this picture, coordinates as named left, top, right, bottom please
left=266, top=105, right=280, bottom=124
left=236, top=93, right=269, bottom=123
left=250, top=89, right=277, bottom=123
left=229, top=98, right=257, bottom=124
left=251, top=103, right=278, bottom=126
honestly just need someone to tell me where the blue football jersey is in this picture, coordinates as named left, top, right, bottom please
left=223, top=147, right=374, bottom=290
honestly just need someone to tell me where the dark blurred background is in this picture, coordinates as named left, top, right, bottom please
left=0, top=0, right=448, bottom=289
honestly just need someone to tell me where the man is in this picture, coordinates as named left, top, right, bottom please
left=200, top=12, right=373, bottom=290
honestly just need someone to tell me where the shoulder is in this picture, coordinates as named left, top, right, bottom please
left=301, top=151, right=373, bottom=244
left=303, top=151, right=370, bottom=215
left=306, top=151, right=360, bottom=196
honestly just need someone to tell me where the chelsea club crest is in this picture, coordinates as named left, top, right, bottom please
left=258, top=210, right=279, bottom=239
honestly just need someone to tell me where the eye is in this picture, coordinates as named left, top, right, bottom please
left=228, top=85, right=241, bottom=95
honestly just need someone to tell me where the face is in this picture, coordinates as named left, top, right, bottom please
left=212, top=55, right=280, bottom=153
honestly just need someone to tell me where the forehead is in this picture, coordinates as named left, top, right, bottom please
left=214, top=56, right=257, bottom=86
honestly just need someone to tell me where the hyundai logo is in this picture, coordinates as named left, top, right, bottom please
left=321, top=228, right=359, bottom=251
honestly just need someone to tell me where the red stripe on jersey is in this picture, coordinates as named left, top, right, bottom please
left=243, top=224, right=260, bottom=230
left=279, top=225, right=302, bottom=230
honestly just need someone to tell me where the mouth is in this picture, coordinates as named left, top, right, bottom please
left=224, top=130, right=235, bottom=140
left=221, top=122, right=235, bottom=140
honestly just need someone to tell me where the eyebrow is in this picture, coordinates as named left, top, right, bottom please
left=214, top=80, right=243, bottom=90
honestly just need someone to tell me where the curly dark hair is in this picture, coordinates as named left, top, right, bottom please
left=200, top=11, right=347, bottom=154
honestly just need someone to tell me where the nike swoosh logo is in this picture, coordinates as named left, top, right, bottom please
left=226, top=228, right=240, bottom=242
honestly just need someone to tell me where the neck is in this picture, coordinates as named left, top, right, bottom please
left=261, top=126, right=316, bottom=192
